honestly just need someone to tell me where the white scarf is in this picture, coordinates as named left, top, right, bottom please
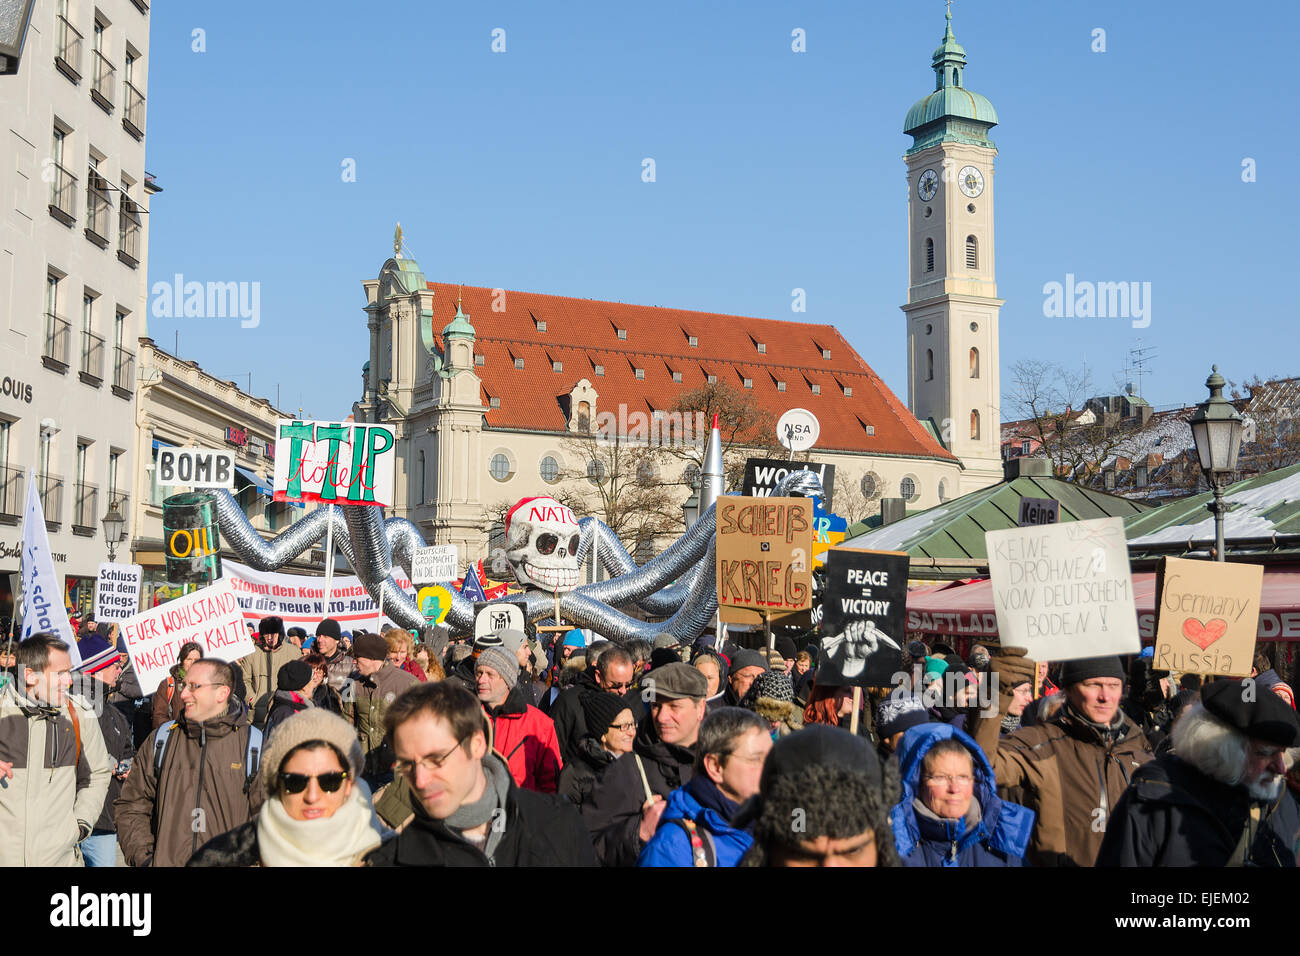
left=256, top=779, right=386, bottom=867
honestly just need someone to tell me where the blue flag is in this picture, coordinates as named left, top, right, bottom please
left=459, top=565, right=487, bottom=603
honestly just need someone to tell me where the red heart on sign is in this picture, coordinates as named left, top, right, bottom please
left=1182, top=617, right=1229, bottom=650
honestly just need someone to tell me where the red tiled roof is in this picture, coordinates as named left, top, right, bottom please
left=426, top=283, right=958, bottom=462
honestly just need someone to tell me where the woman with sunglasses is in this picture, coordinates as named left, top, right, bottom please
left=557, top=694, right=637, bottom=810
left=188, top=709, right=388, bottom=867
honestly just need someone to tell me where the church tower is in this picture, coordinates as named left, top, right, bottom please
left=901, top=7, right=1003, bottom=494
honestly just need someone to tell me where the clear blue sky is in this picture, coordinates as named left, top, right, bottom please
left=142, top=0, right=1296, bottom=422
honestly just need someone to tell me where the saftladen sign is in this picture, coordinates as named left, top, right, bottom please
left=741, top=458, right=836, bottom=510
left=816, top=548, right=908, bottom=688
left=986, top=517, right=1140, bottom=661
left=273, top=420, right=396, bottom=507
left=1153, top=557, right=1262, bottom=677
left=716, top=496, right=813, bottom=626
left=119, top=578, right=254, bottom=695
left=156, top=447, right=235, bottom=490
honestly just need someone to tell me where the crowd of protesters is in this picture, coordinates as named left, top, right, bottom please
left=2, top=613, right=1299, bottom=868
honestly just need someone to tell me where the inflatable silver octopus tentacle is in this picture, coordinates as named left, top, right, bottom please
left=211, top=470, right=824, bottom=638
left=574, top=517, right=704, bottom=616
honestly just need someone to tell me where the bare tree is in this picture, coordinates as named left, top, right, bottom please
left=660, top=380, right=781, bottom=490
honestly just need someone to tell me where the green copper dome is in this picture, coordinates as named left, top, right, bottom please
left=443, top=299, right=475, bottom=339
left=904, top=9, right=997, bottom=154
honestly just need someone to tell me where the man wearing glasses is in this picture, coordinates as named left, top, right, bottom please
left=116, top=658, right=264, bottom=867
left=365, top=681, right=596, bottom=866
left=550, top=644, right=638, bottom=765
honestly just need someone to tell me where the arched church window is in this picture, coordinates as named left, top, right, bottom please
left=925, top=238, right=934, bottom=273
left=952, top=68, right=960, bottom=86
left=970, top=347, right=979, bottom=379
left=966, top=235, right=978, bottom=269
left=970, top=409, right=981, bottom=440
left=925, top=349, right=934, bottom=381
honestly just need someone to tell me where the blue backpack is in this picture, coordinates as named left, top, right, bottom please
left=153, top=720, right=263, bottom=794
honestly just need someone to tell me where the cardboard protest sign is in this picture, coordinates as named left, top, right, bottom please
left=742, top=458, right=836, bottom=510
left=417, top=585, right=454, bottom=625
left=411, top=545, right=459, bottom=585
left=274, top=419, right=396, bottom=507
left=163, top=493, right=222, bottom=584
left=716, top=496, right=813, bottom=626
left=815, top=548, right=908, bottom=687
left=120, top=578, right=253, bottom=695
left=222, top=561, right=415, bottom=631
left=156, top=447, right=236, bottom=490
left=474, top=601, right=528, bottom=642
left=986, top=517, right=1140, bottom=661
left=94, top=562, right=142, bottom=623
left=1153, top=557, right=1262, bottom=677
left=1018, top=497, right=1059, bottom=527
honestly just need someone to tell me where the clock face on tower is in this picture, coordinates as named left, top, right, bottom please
left=917, top=169, right=939, bottom=201
left=958, top=166, right=985, bottom=198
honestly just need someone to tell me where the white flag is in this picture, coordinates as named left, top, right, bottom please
left=20, top=469, right=78, bottom=663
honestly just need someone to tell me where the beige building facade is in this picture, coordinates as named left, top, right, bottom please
left=0, top=0, right=154, bottom=621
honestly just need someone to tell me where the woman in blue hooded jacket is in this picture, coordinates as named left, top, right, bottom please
left=890, top=722, right=1035, bottom=867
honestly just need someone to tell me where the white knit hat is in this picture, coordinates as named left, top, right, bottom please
left=260, top=709, right=365, bottom=797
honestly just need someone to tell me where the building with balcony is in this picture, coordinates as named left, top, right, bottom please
left=0, top=0, right=154, bottom=620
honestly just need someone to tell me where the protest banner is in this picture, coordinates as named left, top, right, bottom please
left=18, top=470, right=78, bottom=660
left=416, top=585, right=454, bottom=625
left=474, top=601, right=528, bottom=642
left=273, top=419, right=396, bottom=507
left=222, top=561, right=415, bottom=632
left=155, top=447, right=236, bottom=490
left=1153, top=557, right=1262, bottom=677
left=94, top=562, right=142, bottom=623
left=411, top=545, right=459, bottom=585
left=816, top=548, right=909, bottom=688
left=986, top=516, right=1140, bottom=661
left=741, top=458, right=836, bottom=510
left=119, top=578, right=253, bottom=695
left=716, top=496, right=813, bottom=627
left=163, top=493, right=222, bottom=584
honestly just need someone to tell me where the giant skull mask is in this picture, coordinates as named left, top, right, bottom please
left=504, top=496, right=581, bottom=592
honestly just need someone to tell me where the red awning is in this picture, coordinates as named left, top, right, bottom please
left=905, top=567, right=1300, bottom=643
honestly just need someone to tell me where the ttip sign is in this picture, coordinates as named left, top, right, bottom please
left=273, top=420, right=396, bottom=507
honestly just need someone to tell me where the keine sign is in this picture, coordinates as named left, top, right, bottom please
left=986, top=517, right=1140, bottom=661
left=119, top=578, right=254, bottom=695
left=1153, top=557, right=1262, bottom=677
left=816, top=548, right=908, bottom=688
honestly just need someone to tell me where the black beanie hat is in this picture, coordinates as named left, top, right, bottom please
left=1201, top=679, right=1300, bottom=747
left=774, top=636, right=798, bottom=661
left=315, top=618, right=342, bottom=641
left=277, top=659, right=312, bottom=691
left=259, top=616, right=285, bottom=637
left=1059, top=656, right=1126, bottom=687
left=582, top=691, right=632, bottom=739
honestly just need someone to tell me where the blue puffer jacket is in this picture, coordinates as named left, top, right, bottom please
left=638, top=777, right=751, bottom=867
left=890, top=722, right=1035, bottom=867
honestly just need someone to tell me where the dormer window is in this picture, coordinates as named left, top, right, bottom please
left=514, top=357, right=524, bottom=370
left=743, top=378, right=753, bottom=389
left=489, top=396, right=501, bottom=409
left=635, top=367, right=644, bottom=380
left=594, top=364, right=604, bottom=376
left=776, top=380, right=786, bottom=392
left=757, top=343, right=766, bottom=354
left=536, top=320, right=547, bottom=332
left=844, top=386, right=853, bottom=397
left=821, top=349, right=831, bottom=360
left=552, top=360, right=562, bottom=372
left=707, top=373, right=717, bottom=384
left=474, top=353, right=485, bottom=366
left=672, top=371, right=682, bottom=383
left=616, top=328, right=627, bottom=341
left=811, top=384, right=820, bottom=395
left=688, top=335, right=698, bottom=347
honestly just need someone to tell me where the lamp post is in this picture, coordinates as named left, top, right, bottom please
left=1187, top=366, right=1244, bottom=562
left=101, top=500, right=125, bottom=563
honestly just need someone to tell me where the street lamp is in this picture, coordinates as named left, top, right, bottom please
left=682, top=492, right=699, bottom=529
left=1187, top=366, right=1244, bottom=562
left=101, top=500, right=126, bottom=562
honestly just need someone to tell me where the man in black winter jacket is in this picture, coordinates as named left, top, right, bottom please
left=365, top=681, right=596, bottom=867
left=550, top=646, right=638, bottom=765
left=582, top=663, right=707, bottom=867
left=1098, top=679, right=1300, bottom=867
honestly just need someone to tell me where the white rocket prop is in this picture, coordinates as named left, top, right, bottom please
left=699, top=413, right=725, bottom=521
